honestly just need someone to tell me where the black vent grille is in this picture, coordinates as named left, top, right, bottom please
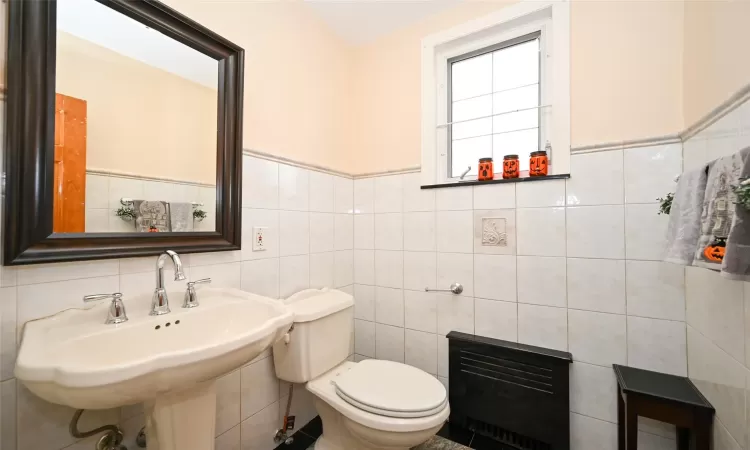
left=464, top=416, right=552, bottom=450
left=460, top=350, right=554, bottom=394
left=447, top=331, right=572, bottom=450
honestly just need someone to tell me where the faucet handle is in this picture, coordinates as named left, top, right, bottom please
left=183, top=278, right=211, bottom=308
left=83, top=293, right=128, bottom=325
left=188, top=278, right=212, bottom=287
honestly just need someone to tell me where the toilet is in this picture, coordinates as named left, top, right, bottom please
left=272, top=288, right=449, bottom=450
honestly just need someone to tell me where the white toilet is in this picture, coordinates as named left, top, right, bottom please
left=273, top=288, right=449, bottom=450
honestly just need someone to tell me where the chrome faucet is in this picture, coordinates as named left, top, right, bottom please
left=150, top=250, right=187, bottom=316
left=84, top=293, right=128, bottom=324
left=183, top=278, right=211, bottom=308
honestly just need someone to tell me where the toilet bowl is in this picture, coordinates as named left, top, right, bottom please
left=272, top=288, right=449, bottom=450
left=307, top=360, right=449, bottom=450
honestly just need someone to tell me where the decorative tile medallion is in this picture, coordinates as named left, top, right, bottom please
left=481, top=218, right=507, bottom=247
left=473, top=209, right=516, bottom=255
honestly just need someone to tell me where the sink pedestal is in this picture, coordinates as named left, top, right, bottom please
left=144, top=380, right=217, bottom=450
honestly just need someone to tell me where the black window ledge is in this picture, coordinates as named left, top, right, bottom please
left=420, top=173, right=570, bottom=189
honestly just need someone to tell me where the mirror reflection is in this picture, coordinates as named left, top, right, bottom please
left=54, top=0, right=218, bottom=233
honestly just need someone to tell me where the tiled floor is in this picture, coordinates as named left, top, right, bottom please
left=433, top=422, right=514, bottom=450
left=273, top=418, right=512, bottom=450
left=412, top=436, right=471, bottom=450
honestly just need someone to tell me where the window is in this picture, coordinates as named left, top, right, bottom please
left=421, top=1, right=570, bottom=185
left=448, top=33, right=542, bottom=178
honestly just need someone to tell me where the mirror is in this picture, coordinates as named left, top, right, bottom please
left=55, top=0, right=218, bottom=233
left=5, top=0, right=244, bottom=264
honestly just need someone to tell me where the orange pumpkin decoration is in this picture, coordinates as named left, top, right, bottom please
left=703, top=239, right=726, bottom=262
left=478, top=158, right=494, bottom=181
left=503, top=154, right=519, bottom=179
left=529, top=151, right=548, bottom=177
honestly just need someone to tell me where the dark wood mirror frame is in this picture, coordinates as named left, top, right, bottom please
left=4, top=0, right=244, bottom=265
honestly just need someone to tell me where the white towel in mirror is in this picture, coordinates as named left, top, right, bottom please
left=169, top=202, right=194, bottom=232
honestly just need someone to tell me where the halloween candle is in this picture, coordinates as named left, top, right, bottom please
left=503, top=154, right=519, bottom=179
left=529, top=150, right=548, bottom=177
left=478, top=157, right=494, bottom=181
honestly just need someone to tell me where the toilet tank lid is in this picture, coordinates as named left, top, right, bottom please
left=283, top=288, right=354, bottom=322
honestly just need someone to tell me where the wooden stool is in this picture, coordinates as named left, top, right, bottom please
left=613, top=365, right=714, bottom=450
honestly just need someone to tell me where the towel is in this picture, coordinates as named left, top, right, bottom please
left=133, top=200, right=171, bottom=232
left=693, top=148, right=750, bottom=271
left=722, top=147, right=750, bottom=280
left=169, top=202, right=194, bottom=232
left=664, top=166, right=710, bottom=265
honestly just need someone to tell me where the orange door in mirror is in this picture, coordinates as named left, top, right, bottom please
left=54, top=93, right=87, bottom=233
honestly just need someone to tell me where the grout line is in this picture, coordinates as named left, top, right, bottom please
left=571, top=411, right=677, bottom=441
left=513, top=189, right=520, bottom=343
left=621, top=147, right=629, bottom=366
left=564, top=176, right=570, bottom=352
left=679, top=141, right=692, bottom=384
left=686, top=323, right=748, bottom=372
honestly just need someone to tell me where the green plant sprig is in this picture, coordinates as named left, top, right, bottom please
left=193, top=209, right=207, bottom=222
left=115, top=206, right=136, bottom=221
left=657, top=193, right=674, bottom=215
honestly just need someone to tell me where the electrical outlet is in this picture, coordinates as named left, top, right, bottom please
left=253, top=227, right=267, bottom=251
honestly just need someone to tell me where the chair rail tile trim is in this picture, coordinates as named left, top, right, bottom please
left=86, top=168, right=216, bottom=188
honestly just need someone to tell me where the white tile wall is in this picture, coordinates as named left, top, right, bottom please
left=84, top=173, right=217, bottom=233
left=567, top=205, right=626, bottom=259
left=0, top=155, right=351, bottom=450
left=4, top=145, right=692, bottom=450
left=682, top=99, right=750, bottom=450
left=623, top=143, right=682, bottom=204
left=566, top=150, right=624, bottom=206
left=570, top=361, right=618, bottom=422
left=517, top=303, right=568, bottom=352
left=567, top=258, right=626, bottom=314
left=354, top=146, right=690, bottom=449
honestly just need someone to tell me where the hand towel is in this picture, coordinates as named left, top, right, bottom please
left=133, top=200, right=171, bottom=232
left=722, top=147, right=750, bottom=280
left=663, top=166, right=709, bottom=265
left=169, top=202, right=194, bottom=232
left=693, top=148, right=749, bottom=271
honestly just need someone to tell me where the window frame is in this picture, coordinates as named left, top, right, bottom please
left=421, top=1, right=570, bottom=186
left=446, top=31, right=543, bottom=180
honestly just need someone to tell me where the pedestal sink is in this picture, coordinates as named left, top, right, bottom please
left=15, top=287, right=294, bottom=450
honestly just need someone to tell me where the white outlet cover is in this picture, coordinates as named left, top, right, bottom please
left=253, top=226, right=268, bottom=251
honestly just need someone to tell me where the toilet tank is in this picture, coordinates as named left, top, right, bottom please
left=272, top=288, right=354, bottom=383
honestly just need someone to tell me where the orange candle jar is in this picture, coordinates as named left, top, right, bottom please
left=503, top=154, right=519, bottom=179
left=529, top=150, right=548, bottom=177
left=478, top=157, right=494, bottom=181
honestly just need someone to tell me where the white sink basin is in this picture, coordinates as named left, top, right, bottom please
left=15, top=287, right=293, bottom=410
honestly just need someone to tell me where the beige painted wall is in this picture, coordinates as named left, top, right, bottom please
left=349, top=2, right=510, bottom=175
left=349, top=0, right=685, bottom=174
left=56, top=31, right=217, bottom=185
left=163, top=0, right=355, bottom=174
left=683, top=0, right=750, bottom=127
left=571, top=1, right=684, bottom=147
left=13, top=0, right=697, bottom=177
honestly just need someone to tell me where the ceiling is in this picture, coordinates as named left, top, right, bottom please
left=58, top=0, right=218, bottom=89
left=304, top=0, right=462, bottom=45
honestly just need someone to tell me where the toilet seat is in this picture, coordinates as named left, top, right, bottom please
left=332, top=359, right=447, bottom=418
left=308, top=361, right=450, bottom=433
